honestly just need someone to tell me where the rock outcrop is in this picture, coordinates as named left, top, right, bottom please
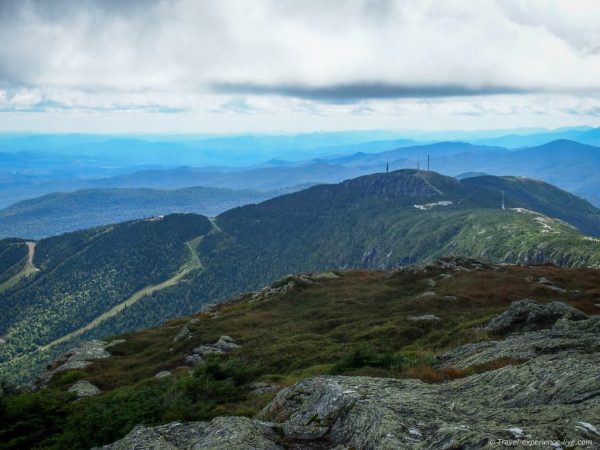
left=437, top=314, right=600, bottom=369
left=31, top=340, right=113, bottom=390
left=172, top=324, right=191, bottom=343
left=185, top=335, right=241, bottom=367
left=68, top=380, right=101, bottom=398
left=96, top=308, right=600, bottom=449
left=484, top=299, right=587, bottom=334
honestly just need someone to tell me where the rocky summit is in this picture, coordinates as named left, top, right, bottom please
left=97, top=302, right=600, bottom=449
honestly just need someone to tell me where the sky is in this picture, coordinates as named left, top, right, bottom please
left=1, top=0, right=600, bottom=133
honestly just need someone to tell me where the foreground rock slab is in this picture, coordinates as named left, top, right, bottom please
left=98, top=347, right=600, bottom=449
left=437, top=314, right=600, bottom=369
left=96, top=304, right=600, bottom=450
left=261, top=352, right=600, bottom=449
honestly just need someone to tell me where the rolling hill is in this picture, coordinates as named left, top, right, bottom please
left=2, top=170, right=600, bottom=383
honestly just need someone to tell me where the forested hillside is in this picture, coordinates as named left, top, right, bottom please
left=0, top=240, right=28, bottom=288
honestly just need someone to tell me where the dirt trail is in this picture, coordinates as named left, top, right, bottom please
left=25, top=241, right=39, bottom=271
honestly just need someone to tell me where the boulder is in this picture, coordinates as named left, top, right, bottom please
left=193, top=345, right=225, bottom=356
left=214, top=335, right=240, bottom=352
left=184, top=336, right=240, bottom=367
left=154, top=371, right=171, bottom=378
left=172, top=324, right=191, bottom=343
left=484, top=299, right=587, bottom=334
left=68, top=380, right=101, bottom=398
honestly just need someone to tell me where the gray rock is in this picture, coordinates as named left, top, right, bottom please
left=416, top=291, right=436, bottom=298
left=437, top=316, right=600, bottom=368
left=282, top=423, right=328, bottom=440
left=172, top=324, right=191, bottom=343
left=184, top=354, right=203, bottom=366
left=185, top=336, right=241, bottom=366
left=34, top=340, right=112, bottom=388
left=484, top=299, right=587, bottom=334
left=214, top=335, right=241, bottom=352
left=249, top=382, right=280, bottom=395
left=537, top=277, right=567, bottom=293
left=154, top=371, right=171, bottom=378
left=408, top=314, right=440, bottom=322
left=193, top=345, right=225, bottom=356
left=94, top=417, right=283, bottom=450
left=68, top=380, right=101, bottom=398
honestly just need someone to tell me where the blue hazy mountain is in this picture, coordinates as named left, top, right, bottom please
left=472, top=126, right=600, bottom=148
left=0, top=185, right=311, bottom=239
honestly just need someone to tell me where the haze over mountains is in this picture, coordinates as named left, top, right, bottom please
left=0, top=129, right=600, bottom=207
left=2, top=128, right=600, bottom=239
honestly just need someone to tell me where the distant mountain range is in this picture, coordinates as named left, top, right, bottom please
left=2, top=129, right=600, bottom=210
left=2, top=170, right=600, bottom=382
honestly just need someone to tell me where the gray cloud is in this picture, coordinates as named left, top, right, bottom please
left=211, top=82, right=533, bottom=102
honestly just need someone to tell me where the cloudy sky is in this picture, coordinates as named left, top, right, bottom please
left=1, top=0, right=600, bottom=133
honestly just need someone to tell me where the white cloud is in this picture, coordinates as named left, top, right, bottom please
left=1, top=0, right=600, bottom=130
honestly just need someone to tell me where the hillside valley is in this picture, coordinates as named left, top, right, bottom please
left=2, top=170, right=600, bottom=385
